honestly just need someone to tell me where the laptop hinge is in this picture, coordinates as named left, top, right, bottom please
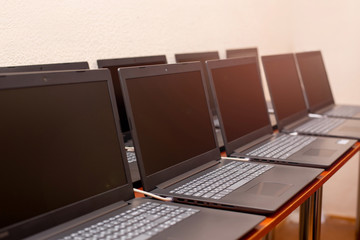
left=233, top=134, right=274, bottom=154
left=156, top=160, right=220, bottom=189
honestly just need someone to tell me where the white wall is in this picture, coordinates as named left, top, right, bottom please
left=1, top=0, right=293, bottom=67
left=2, top=0, right=359, bottom=218
left=293, top=1, right=360, bottom=105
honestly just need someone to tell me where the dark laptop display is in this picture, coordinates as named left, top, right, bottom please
left=174, top=51, right=224, bottom=147
left=262, top=53, right=360, bottom=140
left=207, top=57, right=269, bottom=142
left=0, top=69, right=264, bottom=240
left=295, top=51, right=360, bottom=119
left=225, top=47, right=274, bottom=114
left=262, top=54, right=308, bottom=128
left=119, top=62, right=322, bottom=214
left=206, top=57, right=355, bottom=168
left=174, top=51, right=219, bottom=116
left=0, top=61, right=89, bottom=73
left=97, top=55, right=167, bottom=138
left=124, top=70, right=215, bottom=177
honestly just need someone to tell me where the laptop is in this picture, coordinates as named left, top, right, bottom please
left=295, top=50, right=360, bottom=119
left=97, top=55, right=168, bottom=183
left=0, top=69, right=265, bottom=240
left=205, top=57, right=356, bottom=168
left=262, top=53, right=360, bottom=140
left=0, top=61, right=89, bottom=73
left=118, top=62, right=322, bottom=215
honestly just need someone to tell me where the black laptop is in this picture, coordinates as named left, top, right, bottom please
left=205, top=57, right=355, bottom=168
left=119, top=62, right=322, bottom=215
left=0, top=61, right=89, bottom=73
left=262, top=53, right=360, bottom=140
left=295, top=50, right=360, bottom=119
left=0, top=69, right=265, bottom=240
left=97, top=55, right=168, bottom=183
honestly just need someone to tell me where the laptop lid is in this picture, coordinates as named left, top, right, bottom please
left=226, top=47, right=258, bottom=58
left=206, top=57, right=273, bottom=156
left=0, top=61, right=89, bottom=73
left=0, top=69, right=133, bottom=240
left=119, top=62, right=220, bottom=191
left=97, top=55, right=167, bottom=138
left=295, top=51, right=335, bottom=112
left=261, top=53, right=309, bottom=131
left=174, top=51, right=220, bottom=116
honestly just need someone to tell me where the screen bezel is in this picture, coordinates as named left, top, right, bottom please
left=206, top=56, right=273, bottom=156
left=97, top=55, right=167, bottom=69
left=0, top=69, right=134, bottom=240
left=226, top=47, right=258, bottom=58
left=119, top=62, right=221, bottom=191
left=0, top=62, right=89, bottom=73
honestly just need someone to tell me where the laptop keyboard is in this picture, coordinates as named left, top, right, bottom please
left=246, top=134, right=317, bottom=160
left=325, top=106, right=359, bottom=118
left=126, top=151, right=137, bottom=163
left=59, top=202, right=199, bottom=240
left=170, top=161, right=273, bottom=200
left=294, top=118, right=345, bottom=134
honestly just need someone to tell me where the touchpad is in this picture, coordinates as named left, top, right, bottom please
left=304, top=148, right=336, bottom=157
left=246, top=182, right=292, bottom=197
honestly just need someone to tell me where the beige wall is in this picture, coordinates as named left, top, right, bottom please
left=2, top=0, right=359, bottom=218
left=1, top=0, right=293, bottom=67
left=293, top=1, right=360, bottom=105
left=292, top=0, right=360, bottom=218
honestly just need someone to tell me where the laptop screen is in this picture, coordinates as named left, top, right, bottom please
left=262, top=54, right=308, bottom=122
left=98, top=56, right=167, bottom=135
left=125, top=70, right=217, bottom=176
left=295, top=51, right=334, bottom=111
left=209, top=60, right=270, bottom=142
left=175, top=52, right=219, bottom=115
left=0, top=81, right=127, bottom=230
